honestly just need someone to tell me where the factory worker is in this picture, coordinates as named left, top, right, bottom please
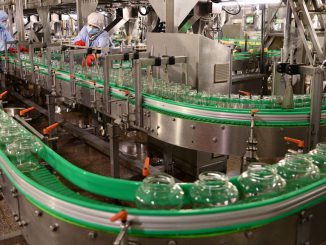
left=0, top=10, right=15, bottom=52
left=73, top=12, right=114, bottom=66
left=0, top=10, right=27, bottom=53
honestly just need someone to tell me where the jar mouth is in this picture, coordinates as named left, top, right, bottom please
left=198, top=172, right=228, bottom=188
left=247, top=163, right=276, bottom=179
left=143, top=174, right=176, bottom=187
left=284, top=154, right=313, bottom=172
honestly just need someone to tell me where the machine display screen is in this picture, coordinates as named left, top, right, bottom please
left=246, top=15, right=254, bottom=24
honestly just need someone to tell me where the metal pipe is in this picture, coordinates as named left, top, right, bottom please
left=283, top=0, right=292, bottom=63
left=260, top=4, right=266, bottom=74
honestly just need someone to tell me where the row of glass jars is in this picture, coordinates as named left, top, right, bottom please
left=135, top=144, right=326, bottom=210
left=0, top=110, right=42, bottom=173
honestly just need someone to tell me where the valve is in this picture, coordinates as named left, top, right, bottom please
left=119, top=89, right=129, bottom=96
left=284, top=137, right=304, bottom=153
left=239, top=90, right=252, bottom=98
left=142, top=156, right=150, bottom=177
left=43, top=122, right=60, bottom=135
left=250, top=109, right=259, bottom=117
left=19, top=107, right=34, bottom=117
left=0, top=90, right=8, bottom=100
left=110, top=210, right=129, bottom=245
left=110, top=210, right=128, bottom=223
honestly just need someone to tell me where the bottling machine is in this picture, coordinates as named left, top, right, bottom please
left=0, top=0, right=326, bottom=245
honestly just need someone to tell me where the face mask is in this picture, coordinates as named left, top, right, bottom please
left=87, top=26, right=99, bottom=36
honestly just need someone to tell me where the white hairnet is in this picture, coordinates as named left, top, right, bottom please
left=0, top=10, right=8, bottom=22
left=87, top=12, right=104, bottom=29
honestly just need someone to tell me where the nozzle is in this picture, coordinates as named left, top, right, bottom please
left=142, top=156, right=150, bottom=177
left=19, top=107, right=34, bottom=117
left=43, top=123, right=60, bottom=135
left=284, top=137, right=305, bottom=148
left=110, top=210, right=128, bottom=223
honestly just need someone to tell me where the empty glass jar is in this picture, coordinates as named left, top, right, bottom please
left=305, top=143, right=326, bottom=177
left=277, top=154, right=320, bottom=190
left=190, top=172, right=239, bottom=208
left=16, top=157, right=40, bottom=174
left=237, top=163, right=286, bottom=201
left=0, top=125, right=22, bottom=149
left=5, top=138, right=43, bottom=165
left=135, top=174, right=184, bottom=210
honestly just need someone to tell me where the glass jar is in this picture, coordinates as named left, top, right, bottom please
left=238, top=163, right=286, bottom=201
left=190, top=172, right=239, bottom=208
left=135, top=174, right=184, bottom=210
left=277, top=154, right=320, bottom=190
left=0, top=125, right=22, bottom=149
left=16, top=157, right=40, bottom=173
left=305, top=143, right=326, bottom=176
left=5, top=138, right=43, bottom=164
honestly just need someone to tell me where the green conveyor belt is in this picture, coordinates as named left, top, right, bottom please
left=0, top=111, right=326, bottom=236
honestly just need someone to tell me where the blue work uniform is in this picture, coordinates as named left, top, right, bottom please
left=0, top=29, right=15, bottom=52
left=73, top=26, right=114, bottom=51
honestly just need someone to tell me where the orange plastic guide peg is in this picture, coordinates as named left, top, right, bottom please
left=110, top=210, right=128, bottom=223
left=19, top=107, right=34, bottom=117
left=250, top=109, right=259, bottom=116
left=284, top=137, right=305, bottom=148
left=142, top=156, right=150, bottom=177
left=43, top=123, right=60, bottom=135
left=239, top=90, right=251, bottom=96
left=0, top=90, right=8, bottom=100
left=119, top=89, right=129, bottom=96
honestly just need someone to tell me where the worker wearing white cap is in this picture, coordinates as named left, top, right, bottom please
left=0, top=10, right=15, bottom=52
left=73, top=12, right=114, bottom=66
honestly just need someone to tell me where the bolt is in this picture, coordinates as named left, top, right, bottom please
left=49, top=223, right=59, bottom=232
left=308, top=214, right=313, bottom=221
left=157, top=125, right=160, bottom=129
left=172, top=118, right=176, bottom=121
left=18, top=220, right=27, bottom=227
left=34, top=210, right=43, bottom=217
left=190, top=125, right=195, bottom=129
left=220, top=125, right=225, bottom=130
left=168, top=241, right=176, bottom=245
left=212, top=137, right=218, bottom=143
left=88, top=231, right=97, bottom=239
left=245, top=231, right=254, bottom=239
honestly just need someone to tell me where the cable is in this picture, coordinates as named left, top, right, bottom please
left=221, top=1, right=241, bottom=15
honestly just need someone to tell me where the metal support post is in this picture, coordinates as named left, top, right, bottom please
left=166, top=0, right=176, bottom=33
left=108, top=123, right=120, bottom=178
left=228, top=48, right=233, bottom=98
left=46, top=94, right=57, bottom=149
left=260, top=4, right=266, bottom=74
left=37, top=6, right=51, bottom=44
left=283, top=0, right=292, bottom=63
left=134, top=59, right=143, bottom=127
left=309, top=67, right=324, bottom=149
left=15, top=0, right=25, bottom=41
left=6, top=5, right=13, bottom=36
left=69, top=51, right=76, bottom=102
left=103, top=56, right=112, bottom=115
